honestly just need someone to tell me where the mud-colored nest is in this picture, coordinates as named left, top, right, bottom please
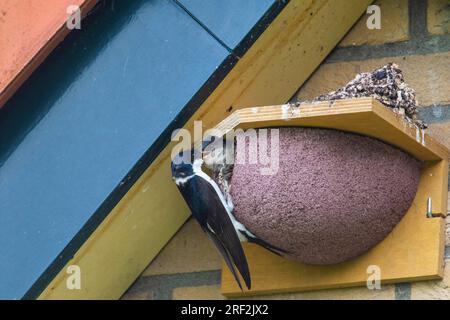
left=229, top=127, right=421, bottom=265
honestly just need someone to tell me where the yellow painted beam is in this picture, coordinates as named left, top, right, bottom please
left=39, top=0, right=372, bottom=299
left=220, top=98, right=448, bottom=297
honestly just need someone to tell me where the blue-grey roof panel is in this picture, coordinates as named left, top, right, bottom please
left=178, top=0, right=275, bottom=49
left=0, top=0, right=228, bottom=299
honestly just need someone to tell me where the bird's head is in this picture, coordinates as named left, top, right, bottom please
left=171, top=153, right=195, bottom=180
left=171, top=137, right=219, bottom=183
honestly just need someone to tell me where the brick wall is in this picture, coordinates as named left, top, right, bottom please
left=123, top=0, right=450, bottom=300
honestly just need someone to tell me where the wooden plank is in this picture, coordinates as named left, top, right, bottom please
left=215, top=98, right=449, bottom=161
left=0, top=0, right=97, bottom=108
left=220, top=98, right=449, bottom=297
left=37, top=0, right=372, bottom=299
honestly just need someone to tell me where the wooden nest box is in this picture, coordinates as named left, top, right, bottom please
left=211, top=97, right=449, bottom=297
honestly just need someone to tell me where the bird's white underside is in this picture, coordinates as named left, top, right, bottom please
left=192, top=159, right=252, bottom=242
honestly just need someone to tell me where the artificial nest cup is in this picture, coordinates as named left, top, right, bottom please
left=211, top=97, right=449, bottom=297
left=230, top=126, right=421, bottom=265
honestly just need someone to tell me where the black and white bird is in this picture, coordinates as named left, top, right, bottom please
left=171, top=138, right=287, bottom=290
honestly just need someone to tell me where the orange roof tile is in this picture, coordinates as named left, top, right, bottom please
left=0, top=0, right=97, bottom=108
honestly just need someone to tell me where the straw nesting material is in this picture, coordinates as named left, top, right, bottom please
left=312, top=63, right=427, bottom=129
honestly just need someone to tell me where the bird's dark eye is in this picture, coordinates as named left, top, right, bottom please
left=171, top=161, right=194, bottom=179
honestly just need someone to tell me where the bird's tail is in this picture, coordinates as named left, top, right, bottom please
left=206, top=230, right=251, bottom=290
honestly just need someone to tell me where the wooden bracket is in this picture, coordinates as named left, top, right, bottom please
left=219, top=98, right=449, bottom=297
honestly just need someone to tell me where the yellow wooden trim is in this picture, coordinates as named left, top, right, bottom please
left=38, top=0, right=372, bottom=299
left=220, top=98, right=449, bottom=297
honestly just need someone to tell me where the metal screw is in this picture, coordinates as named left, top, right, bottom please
left=426, top=197, right=447, bottom=219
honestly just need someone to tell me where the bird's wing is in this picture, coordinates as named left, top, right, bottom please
left=239, top=229, right=289, bottom=256
left=177, top=175, right=251, bottom=290
left=205, top=230, right=245, bottom=290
